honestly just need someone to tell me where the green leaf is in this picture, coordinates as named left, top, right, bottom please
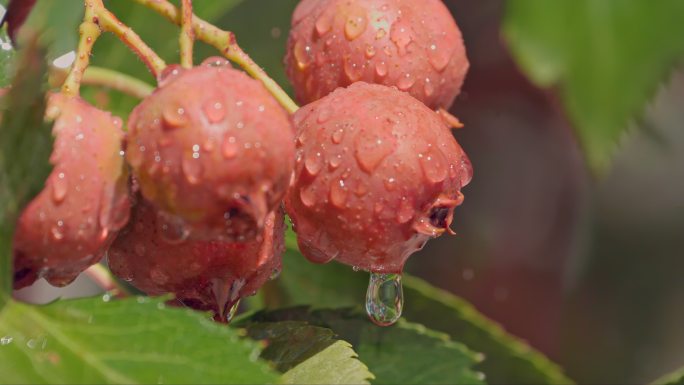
left=0, top=28, right=15, bottom=87
left=653, top=366, right=684, bottom=385
left=271, top=231, right=573, bottom=384
left=245, top=308, right=485, bottom=385
left=0, top=296, right=279, bottom=384
left=244, top=320, right=373, bottom=384
left=0, top=36, right=51, bottom=309
left=503, top=0, right=684, bottom=172
left=401, top=275, right=572, bottom=384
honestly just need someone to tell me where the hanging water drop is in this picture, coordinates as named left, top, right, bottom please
left=365, top=272, right=403, bottom=326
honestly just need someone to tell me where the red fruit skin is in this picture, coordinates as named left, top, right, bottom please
left=285, top=0, right=469, bottom=110
left=107, top=197, right=284, bottom=321
left=126, top=59, right=295, bottom=242
left=285, top=82, right=472, bottom=274
left=13, top=94, right=130, bottom=289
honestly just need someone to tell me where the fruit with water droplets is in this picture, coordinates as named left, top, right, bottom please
left=12, top=94, right=130, bottom=289
left=107, top=197, right=285, bottom=322
left=285, top=82, right=472, bottom=273
left=285, top=0, right=469, bottom=109
left=126, top=58, right=295, bottom=242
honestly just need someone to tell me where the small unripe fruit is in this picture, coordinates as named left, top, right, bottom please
left=108, top=197, right=284, bottom=321
left=285, top=82, right=472, bottom=273
left=126, top=58, right=295, bottom=242
left=285, top=0, right=469, bottom=110
left=13, top=94, right=130, bottom=288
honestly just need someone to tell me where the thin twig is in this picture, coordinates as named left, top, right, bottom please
left=179, top=0, right=195, bottom=68
left=130, top=0, right=299, bottom=114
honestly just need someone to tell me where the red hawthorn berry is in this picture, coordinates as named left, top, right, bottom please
left=13, top=94, right=130, bottom=289
left=285, top=0, right=469, bottom=110
left=107, top=196, right=284, bottom=322
left=285, top=82, right=472, bottom=274
left=126, top=58, right=295, bottom=242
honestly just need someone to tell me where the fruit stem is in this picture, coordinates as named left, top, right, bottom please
left=52, top=66, right=154, bottom=99
left=61, top=16, right=101, bottom=96
left=129, top=0, right=300, bottom=114
left=179, top=0, right=195, bottom=68
left=95, top=6, right=167, bottom=80
left=84, top=264, right=130, bottom=298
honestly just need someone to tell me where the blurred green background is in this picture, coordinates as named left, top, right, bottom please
left=9, top=0, right=684, bottom=383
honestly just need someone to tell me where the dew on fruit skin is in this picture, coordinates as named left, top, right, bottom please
left=304, top=151, right=324, bottom=176
left=203, top=100, right=226, bottom=123
left=344, top=59, right=363, bottom=82
left=293, top=41, right=313, bottom=70
left=329, top=179, right=349, bottom=208
left=366, top=272, right=403, bottom=326
left=315, top=13, right=333, bottom=36
left=328, top=154, right=342, bottom=169
left=365, top=45, right=376, bottom=58
left=157, top=211, right=189, bottom=244
left=162, top=104, right=187, bottom=128
left=375, top=61, right=388, bottom=77
left=51, top=172, right=68, bottom=204
left=396, top=198, right=414, bottom=224
left=424, top=78, right=435, bottom=97
left=331, top=128, right=345, bottom=144
left=418, top=149, right=448, bottom=184
left=390, top=21, right=412, bottom=56
left=427, top=41, right=452, bottom=72
left=181, top=157, right=203, bottom=184
left=222, top=136, right=238, bottom=159
left=299, top=185, right=316, bottom=208
left=383, top=177, right=397, bottom=191
left=317, top=107, right=332, bottom=123
left=344, top=13, right=367, bottom=40
left=397, top=72, right=416, bottom=91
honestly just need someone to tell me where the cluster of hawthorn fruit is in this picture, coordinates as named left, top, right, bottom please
left=11, top=0, right=472, bottom=325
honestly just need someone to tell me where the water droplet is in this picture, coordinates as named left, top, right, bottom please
left=112, top=117, right=123, bottom=129
left=427, top=42, right=452, bottom=72
left=344, top=13, right=367, bottom=40
left=328, top=155, right=342, bottom=169
left=397, top=72, right=416, bottom=91
left=366, top=272, right=403, bottom=326
left=304, top=151, right=324, bottom=176
left=158, top=64, right=184, bottom=86
left=396, top=199, right=414, bottom=224
left=419, top=149, right=448, bottom=184
left=269, top=268, right=281, bottom=280
left=162, top=104, right=187, bottom=128
left=354, top=131, right=394, bottom=173
left=201, top=56, right=231, bottom=67
left=331, top=128, right=345, bottom=144
left=352, top=265, right=362, bottom=272
left=344, top=59, right=363, bottom=82
left=51, top=224, right=65, bottom=241
left=293, top=41, right=313, bottom=70
left=102, top=293, right=112, bottom=302
left=317, top=107, right=332, bottom=123
left=315, top=13, right=333, bottom=36
left=157, top=211, right=189, bottom=244
left=383, top=177, right=397, bottom=191
left=375, top=61, right=388, bottom=78
left=299, top=185, right=316, bottom=208
left=203, top=100, right=226, bottom=123
left=51, top=172, right=68, bottom=204
left=0, top=336, right=13, bottom=345
left=375, top=28, right=387, bottom=40
left=390, top=22, right=412, bottom=56
left=365, top=45, right=376, bottom=58
left=222, top=136, right=239, bottom=159
left=182, top=158, right=203, bottom=184
left=329, top=179, right=348, bottom=208
left=424, top=78, right=435, bottom=97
